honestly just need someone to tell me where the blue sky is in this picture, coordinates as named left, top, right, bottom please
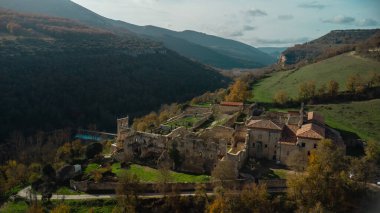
left=72, top=0, right=380, bottom=47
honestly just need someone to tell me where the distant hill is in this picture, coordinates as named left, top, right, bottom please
left=281, top=29, right=380, bottom=66
left=0, top=9, right=230, bottom=142
left=0, top=0, right=276, bottom=69
left=257, top=47, right=288, bottom=59
left=253, top=52, right=380, bottom=103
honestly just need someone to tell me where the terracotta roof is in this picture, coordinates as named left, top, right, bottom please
left=246, top=119, right=283, bottom=131
left=308, top=112, right=324, bottom=124
left=220, top=101, right=243, bottom=107
left=279, top=125, right=299, bottom=143
left=296, top=123, right=325, bottom=139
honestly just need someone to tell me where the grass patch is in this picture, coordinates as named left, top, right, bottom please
left=166, top=115, right=202, bottom=128
left=117, top=164, right=210, bottom=183
left=0, top=201, right=28, bottom=213
left=260, top=169, right=289, bottom=179
left=309, top=99, right=380, bottom=141
left=56, top=186, right=84, bottom=195
left=252, top=53, right=380, bottom=103
left=84, top=163, right=100, bottom=175
left=190, top=102, right=212, bottom=108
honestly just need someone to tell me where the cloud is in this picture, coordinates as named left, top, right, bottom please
left=278, top=14, right=294, bottom=20
left=356, top=18, right=379, bottom=27
left=299, top=1, right=326, bottom=9
left=254, top=37, right=310, bottom=45
left=243, top=25, right=256, bottom=31
left=246, top=9, right=267, bottom=17
left=227, top=25, right=256, bottom=37
left=322, top=15, right=355, bottom=24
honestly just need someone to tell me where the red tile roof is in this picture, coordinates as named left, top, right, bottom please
left=307, top=112, right=324, bottom=124
left=296, top=123, right=325, bottom=139
left=220, top=101, right=244, bottom=107
left=246, top=119, right=283, bottom=131
left=279, top=125, right=299, bottom=143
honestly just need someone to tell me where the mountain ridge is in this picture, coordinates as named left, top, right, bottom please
left=0, top=0, right=276, bottom=69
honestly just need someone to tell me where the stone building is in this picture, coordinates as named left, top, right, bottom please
left=116, top=103, right=344, bottom=175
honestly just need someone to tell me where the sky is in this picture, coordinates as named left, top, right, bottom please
left=72, top=0, right=380, bottom=47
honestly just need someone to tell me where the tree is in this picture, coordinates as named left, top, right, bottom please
left=211, top=160, right=237, bottom=188
left=287, top=139, right=359, bottom=212
left=298, top=81, right=316, bottom=101
left=327, top=80, right=339, bottom=97
left=346, top=74, right=361, bottom=93
left=114, top=172, right=141, bottom=213
left=317, top=83, right=327, bottom=98
left=273, top=90, right=288, bottom=105
left=237, top=183, right=271, bottom=213
left=85, top=143, right=103, bottom=159
left=224, top=79, right=250, bottom=102
left=155, top=164, right=173, bottom=197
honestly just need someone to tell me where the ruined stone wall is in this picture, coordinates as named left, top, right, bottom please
left=172, top=137, right=227, bottom=174
left=123, top=131, right=168, bottom=161
left=215, top=105, right=242, bottom=115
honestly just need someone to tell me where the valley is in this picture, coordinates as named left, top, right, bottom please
left=0, top=1, right=379, bottom=212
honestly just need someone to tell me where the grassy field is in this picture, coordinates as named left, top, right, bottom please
left=309, top=99, right=380, bottom=141
left=112, top=163, right=210, bottom=183
left=165, top=115, right=202, bottom=128
left=0, top=200, right=116, bottom=213
left=252, top=53, right=380, bottom=103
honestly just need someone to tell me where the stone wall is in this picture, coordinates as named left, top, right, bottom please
left=70, top=179, right=249, bottom=193
left=248, top=129, right=282, bottom=160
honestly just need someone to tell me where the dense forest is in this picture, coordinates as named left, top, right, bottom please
left=0, top=10, right=230, bottom=143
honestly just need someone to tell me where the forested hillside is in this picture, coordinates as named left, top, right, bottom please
left=282, top=29, right=380, bottom=66
left=0, top=10, right=230, bottom=142
left=0, top=0, right=276, bottom=69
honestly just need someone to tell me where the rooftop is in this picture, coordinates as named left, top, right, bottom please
left=246, top=119, right=283, bottom=131
left=220, top=101, right=244, bottom=107
left=296, top=123, right=325, bottom=139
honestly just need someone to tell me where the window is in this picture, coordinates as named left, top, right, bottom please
left=264, top=144, right=268, bottom=148
left=301, top=143, right=305, bottom=147
left=275, top=145, right=277, bottom=148
left=252, top=143, right=255, bottom=147
left=307, top=151, right=310, bottom=156
left=274, top=151, right=277, bottom=154
left=314, top=144, right=317, bottom=148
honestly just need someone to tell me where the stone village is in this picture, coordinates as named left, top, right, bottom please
left=114, top=102, right=345, bottom=177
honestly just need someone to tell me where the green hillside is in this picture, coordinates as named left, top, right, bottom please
left=253, top=53, right=380, bottom=103
left=309, top=99, right=380, bottom=141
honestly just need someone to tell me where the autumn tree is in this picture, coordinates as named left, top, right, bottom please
left=273, top=90, right=288, bottom=105
left=298, top=81, right=316, bottom=101
left=327, top=80, right=339, bottom=97
left=224, top=79, right=250, bottom=102
left=233, top=183, right=271, bottom=213
left=287, top=139, right=358, bottom=212
left=346, top=74, right=362, bottom=93
left=317, top=83, right=327, bottom=98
